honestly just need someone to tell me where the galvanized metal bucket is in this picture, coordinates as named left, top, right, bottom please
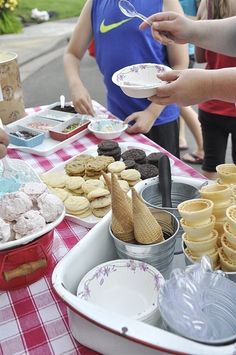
left=140, top=179, right=201, bottom=255
left=109, top=207, right=179, bottom=279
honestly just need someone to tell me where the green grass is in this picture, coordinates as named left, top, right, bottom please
left=15, top=0, right=86, bottom=23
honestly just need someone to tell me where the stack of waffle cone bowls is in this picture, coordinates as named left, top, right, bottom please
left=219, top=205, right=236, bottom=274
left=109, top=174, right=179, bottom=278
left=178, top=198, right=219, bottom=269
left=180, top=163, right=236, bottom=280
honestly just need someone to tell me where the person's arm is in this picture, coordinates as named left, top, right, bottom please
left=148, top=67, right=236, bottom=106
left=140, top=12, right=236, bottom=57
left=64, top=0, right=94, bottom=115
left=0, top=129, right=9, bottom=159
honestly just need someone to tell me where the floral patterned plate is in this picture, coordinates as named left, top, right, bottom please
left=77, top=259, right=165, bottom=324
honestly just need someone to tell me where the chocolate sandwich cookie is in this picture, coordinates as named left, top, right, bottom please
left=97, top=140, right=119, bottom=151
left=123, top=159, right=136, bottom=169
left=121, top=148, right=146, bottom=164
left=97, top=146, right=121, bottom=158
left=146, top=152, right=163, bottom=168
left=97, top=140, right=121, bottom=160
left=136, top=163, right=159, bottom=180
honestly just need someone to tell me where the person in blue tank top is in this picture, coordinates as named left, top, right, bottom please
left=64, top=0, right=188, bottom=157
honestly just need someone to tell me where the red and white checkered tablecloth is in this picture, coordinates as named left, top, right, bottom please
left=0, top=103, right=205, bottom=355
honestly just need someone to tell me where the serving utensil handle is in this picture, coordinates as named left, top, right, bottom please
left=159, top=155, right=172, bottom=208
left=3, top=259, right=47, bottom=281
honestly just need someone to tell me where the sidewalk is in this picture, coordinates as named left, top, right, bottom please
left=0, top=18, right=77, bottom=80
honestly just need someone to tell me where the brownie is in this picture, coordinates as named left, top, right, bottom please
left=146, top=152, right=163, bottom=168
left=136, top=163, right=159, bottom=180
left=123, top=159, right=136, bottom=169
left=121, top=148, right=146, bottom=164
left=52, top=105, right=77, bottom=114
left=97, top=140, right=119, bottom=151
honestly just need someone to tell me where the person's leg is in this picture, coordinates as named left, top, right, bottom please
left=146, top=119, right=180, bottom=158
left=230, top=120, right=236, bottom=165
left=199, top=109, right=228, bottom=180
left=179, top=116, right=188, bottom=150
left=181, top=106, right=204, bottom=159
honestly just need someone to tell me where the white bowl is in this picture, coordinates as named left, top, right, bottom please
left=77, top=259, right=165, bottom=325
left=88, top=118, right=128, bottom=140
left=112, top=63, right=172, bottom=99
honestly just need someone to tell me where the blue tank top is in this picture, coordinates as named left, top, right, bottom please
left=91, top=0, right=180, bottom=126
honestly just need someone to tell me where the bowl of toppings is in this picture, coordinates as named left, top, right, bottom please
left=88, top=118, right=128, bottom=140
left=21, top=116, right=59, bottom=137
left=112, top=63, right=172, bottom=99
left=49, top=116, right=90, bottom=141
left=7, top=125, right=45, bottom=147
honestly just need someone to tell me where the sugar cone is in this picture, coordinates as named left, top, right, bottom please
left=111, top=173, right=134, bottom=243
left=132, top=188, right=164, bottom=244
left=101, top=171, right=112, bottom=192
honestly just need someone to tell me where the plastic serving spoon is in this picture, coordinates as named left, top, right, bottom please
left=118, top=0, right=152, bottom=25
left=60, top=94, right=65, bottom=109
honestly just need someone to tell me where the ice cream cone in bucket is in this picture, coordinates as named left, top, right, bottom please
left=132, top=188, right=164, bottom=244
left=101, top=171, right=112, bottom=192
left=111, top=173, right=134, bottom=243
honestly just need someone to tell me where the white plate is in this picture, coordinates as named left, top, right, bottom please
left=0, top=159, right=65, bottom=250
left=6, top=112, right=89, bottom=157
left=42, top=142, right=168, bottom=228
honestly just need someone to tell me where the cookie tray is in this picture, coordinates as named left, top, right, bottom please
left=42, top=142, right=173, bottom=228
left=52, top=208, right=234, bottom=355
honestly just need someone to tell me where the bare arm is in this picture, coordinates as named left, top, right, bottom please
left=64, top=0, right=94, bottom=115
left=148, top=67, right=236, bottom=106
left=140, top=12, right=236, bottom=57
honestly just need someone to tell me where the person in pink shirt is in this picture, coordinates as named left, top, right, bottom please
left=194, top=0, right=236, bottom=179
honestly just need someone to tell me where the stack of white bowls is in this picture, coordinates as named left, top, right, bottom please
left=178, top=198, right=219, bottom=269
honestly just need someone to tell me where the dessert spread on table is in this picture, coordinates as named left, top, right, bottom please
left=3, top=102, right=236, bottom=354
left=40, top=140, right=165, bottom=219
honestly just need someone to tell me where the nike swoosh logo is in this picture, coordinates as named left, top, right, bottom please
left=100, top=18, right=131, bottom=33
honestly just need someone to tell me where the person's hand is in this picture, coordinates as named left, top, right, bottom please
left=0, top=128, right=9, bottom=159
left=124, top=110, right=157, bottom=134
left=71, top=83, right=94, bottom=116
left=139, top=12, right=195, bottom=46
left=148, top=68, right=213, bottom=106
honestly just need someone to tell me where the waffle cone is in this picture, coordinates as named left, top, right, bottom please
left=111, top=173, right=134, bottom=243
left=101, top=171, right=112, bottom=192
left=132, top=188, right=164, bottom=244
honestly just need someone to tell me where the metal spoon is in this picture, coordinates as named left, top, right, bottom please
left=118, top=0, right=152, bottom=25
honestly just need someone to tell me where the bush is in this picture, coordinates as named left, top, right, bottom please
left=0, top=0, right=22, bottom=34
